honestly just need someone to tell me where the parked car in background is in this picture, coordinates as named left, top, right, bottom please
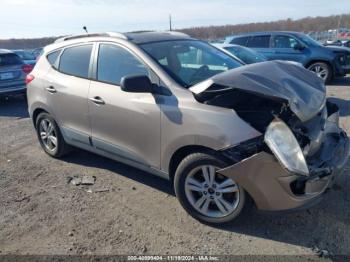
left=0, top=49, right=32, bottom=96
left=27, top=32, right=349, bottom=224
left=343, top=40, right=350, bottom=48
left=225, top=31, right=350, bottom=83
left=324, top=39, right=343, bottom=46
left=13, top=49, right=37, bottom=66
left=31, top=47, right=43, bottom=60
left=213, top=43, right=266, bottom=64
left=324, top=39, right=350, bottom=48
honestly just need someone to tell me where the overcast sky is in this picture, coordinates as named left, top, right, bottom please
left=1, top=0, right=349, bottom=39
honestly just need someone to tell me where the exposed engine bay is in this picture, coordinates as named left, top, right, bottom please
left=190, top=60, right=349, bottom=197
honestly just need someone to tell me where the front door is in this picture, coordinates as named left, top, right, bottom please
left=88, top=43, right=161, bottom=169
left=271, top=35, right=307, bottom=63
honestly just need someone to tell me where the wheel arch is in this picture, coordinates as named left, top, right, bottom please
left=168, top=145, right=223, bottom=183
left=305, top=59, right=334, bottom=74
left=32, top=108, right=49, bottom=126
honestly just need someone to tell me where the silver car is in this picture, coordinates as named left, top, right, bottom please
left=0, top=49, right=32, bottom=96
left=27, top=32, right=349, bottom=224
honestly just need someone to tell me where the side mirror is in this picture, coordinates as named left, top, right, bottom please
left=121, top=75, right=154, bottom=93
left=293, top=43, right=305, bottom=51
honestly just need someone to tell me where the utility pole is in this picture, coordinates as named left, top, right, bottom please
left=337, top=14, right=342, bottom=39
left=169, top=14, right=172, bottom=31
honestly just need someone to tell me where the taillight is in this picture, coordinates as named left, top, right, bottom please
left=25, top=74, right=35, bottom=85
left=22, top=64, right=33, bottom=74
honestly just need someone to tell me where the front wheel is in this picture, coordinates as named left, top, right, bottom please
left=307, top=62, right=332, bottom=84
left=174, top=152, right=245, bottom=224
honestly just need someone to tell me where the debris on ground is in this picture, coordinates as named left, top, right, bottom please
left=312, top=246, right=332, bottom=258
left=14, top=196, right=30, bottom=203
left=69, top=176, right=82, bottom=186
left=81, top=175, right=96, bottom=185
left=94, top=189, right=109, bottom=193
left=67, top=175, right=96, bottom=186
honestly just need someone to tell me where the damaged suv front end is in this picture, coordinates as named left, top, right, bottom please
left=190, top=60, right=349, bottom=212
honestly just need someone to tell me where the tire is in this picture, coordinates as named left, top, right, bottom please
left=307, top=62, right=333, bottom=84
left=35, top=112, right=70, bottom=158
left=174, top=152, right=246, bottom=224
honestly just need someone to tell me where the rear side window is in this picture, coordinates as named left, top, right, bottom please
left=97, top=44, right=149, bottom=85
left=59, top=45, right=92, bottom=78
left=47, top=50, right=61, bottom=67
left=247, top=35, right=271, bottom=48
left=0, top=53, right=23, bottom=66
left=230, top=36, right=249, bottom=46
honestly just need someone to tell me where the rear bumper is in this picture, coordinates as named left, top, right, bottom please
left=218, top=105, right=349, bottom=212
left=0, top=85, right=26, bottom=96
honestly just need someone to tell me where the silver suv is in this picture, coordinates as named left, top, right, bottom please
left=27, top=32, right=349, bottom=224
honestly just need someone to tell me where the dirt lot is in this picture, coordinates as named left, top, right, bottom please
left=1, top=77, right=350, bottom=257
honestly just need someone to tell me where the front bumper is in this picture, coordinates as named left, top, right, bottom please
left=218, top=105, right=349, bottom=212
left=334, top=55, right=350, bottom=76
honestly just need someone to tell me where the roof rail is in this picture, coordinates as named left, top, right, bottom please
left=54, top=32, right=128, bottom=43
left=165, top=31, right=190, bottom=37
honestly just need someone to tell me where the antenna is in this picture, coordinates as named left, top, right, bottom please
left=169, top=14, right=172, bottom=31
left=83, top=26, right=88, bottom=34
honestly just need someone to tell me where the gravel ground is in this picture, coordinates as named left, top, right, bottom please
left=0, top=77, right=350, bottom=258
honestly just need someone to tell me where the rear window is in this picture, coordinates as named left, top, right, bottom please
left=230, top=36, right=249, bottom=46
left=0, top=53, right=23, bottom=66
left=247, top=35, right=271, bottom=48
left=59, top=45, right=93, bottom=78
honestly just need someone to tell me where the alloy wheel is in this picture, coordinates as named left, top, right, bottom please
left=39, top=118, right=57, bottom=152
left=308, top=63, right=329, bottom=81
left=184, top=165, right=240, bottom=218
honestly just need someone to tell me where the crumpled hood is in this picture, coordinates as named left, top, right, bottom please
left=190, top=60, right=326, bottom=122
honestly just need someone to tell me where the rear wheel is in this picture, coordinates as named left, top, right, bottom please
left=307, top=62, right=332, bottom=84
left=174, top=152, right=245, bottom=224
left=35, top=112, right=70, bottom=158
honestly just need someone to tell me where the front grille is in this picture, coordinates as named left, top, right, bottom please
left=337, top=54, right=350, bottom=66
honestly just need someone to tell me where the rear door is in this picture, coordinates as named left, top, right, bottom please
left=246, top=35, right=274, bottom=59
left=271, top=34, right=307, bottom=62
left=44, top=44, right=93, bottom=146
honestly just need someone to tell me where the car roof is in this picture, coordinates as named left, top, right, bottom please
left=46, top=31, right=193, bottom=54
left=212, top=43, right=241, bottom=48
left=0, top=49, right=15, bottom=54
left=125, top=31, right=193, bottom=44
left=228, top=31, right=303, bottom=38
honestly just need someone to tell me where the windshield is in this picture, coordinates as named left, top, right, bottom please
left=296, top=34, right=323, bottom=47
left=140, top=40, right=242, bottom=87
left=14, top=51, right=36, bottom=60
left=224, top=46, right=266, bottom=64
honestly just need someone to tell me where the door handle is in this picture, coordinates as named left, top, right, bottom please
left=46, top=86, right=57, bottom=93
left=89, top=96, right=105, bottom=105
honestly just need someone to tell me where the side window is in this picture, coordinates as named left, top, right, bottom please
left=97, top=44, right=149, bottom=85
left=47, top=50, right=61, bottom=68
left=247, top=35, right=271, bottom=48
left=273, top=35, right=298, bottom=48
left=59, top=45, right=93, bottom=78
left=230, top=36, right=249, bottom=46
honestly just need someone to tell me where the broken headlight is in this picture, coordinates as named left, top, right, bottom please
left=265, top=119, right=309, bottom=176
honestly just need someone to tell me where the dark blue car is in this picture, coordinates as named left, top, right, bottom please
left=225, top=31, right=350, bottom=83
